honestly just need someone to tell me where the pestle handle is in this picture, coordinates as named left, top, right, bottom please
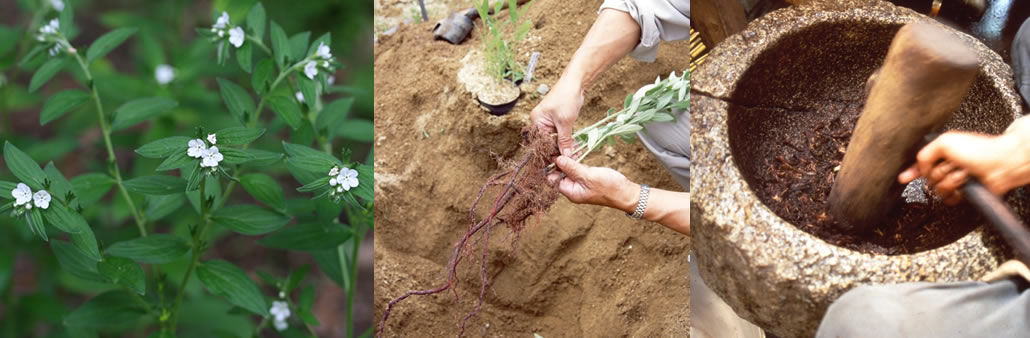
left=828, top=23, right=980, bottom=231
left=961, top=179, right=1030, bottom=265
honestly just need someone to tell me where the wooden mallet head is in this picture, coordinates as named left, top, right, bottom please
left=828, top=22, right=979, bottom=232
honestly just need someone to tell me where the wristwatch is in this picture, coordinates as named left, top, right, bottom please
left=627, top=184, right=650, bottom=220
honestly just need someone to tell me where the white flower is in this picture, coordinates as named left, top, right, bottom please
left=328, top=166, right=339, bottom=177
left=50, top=0, right=64, bottom=11
left=213, top=11, right=230, bottom=30
left=228, top=27, right=245, bottom=48
left=12, top=183, right=32, bottom=206
left=295, top=91, right=305, bottom=103
left=187, top=139, right=207, bottom=158
left=33, top=190, right=51, bottom=210
left=304, top=61, right=318, bottom=80
left=321, top=61, right=328, bottom=68
left=207, top=133, right=217, bottom=145
left=273, top=318, right=288, bottom=331
left=38, top=19, right=59, bottom=37
left=270, top=300, right=291, bottom=321
left=200, top=146, right=223, bottom=168
left=337, top=167, right=359, bottom=191
left=48, top=45, right=61, bottom=56
left=278, top=291, right=285, bottom=298
left=316, top=42, right=331, bottom=59
left=155, top=64, right=175, bottom=85
left=327, top=75, right=335, bottom=85
left=25, top=203, right=31, bottom=210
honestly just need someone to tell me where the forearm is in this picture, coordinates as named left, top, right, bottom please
left=559, top=9, right=641, bottom=89
left=612, top=182, right=690, bottom=236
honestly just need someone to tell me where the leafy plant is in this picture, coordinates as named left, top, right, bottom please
left=0, top=1, right=371, bottom=336
left=475, top=0, right=534, bottom=82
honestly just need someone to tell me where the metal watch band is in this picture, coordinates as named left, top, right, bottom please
left=628, top=184, right=649, bottom=220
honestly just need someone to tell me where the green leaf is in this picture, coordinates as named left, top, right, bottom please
left=185, top=163, right=204, bottom=192
left=240, top=173, right=285, bottom=210
left=215, top=127, right=265, bottom=146
left=70, top=226, right=102, bottom=262
left=247, top=3, right=266, bottom=39
left=297, top=75, right=317, bottom=108
left=59, top=5, right=75, bottom=37
left=123, top=176, right=187, bottom=196
left=285, top=156, right=335, bottom=174
left=155, top=151, right=194, bottom=171
left=270, top=21, right=289, bottom=68
left=29, top=57, right=65, bottom=92
left=217, top=78, right=255, bottom=125
left=97, top=257, right=145, bottom=295
left=70, top=173, right=115, bottom=207
left=219, top=147, right=253, bottom=164
left=106, top=233, right=191, bottom=264
left=288, top=31, right=310, bottom=62
left=64, top=290, right=147, bottom=328
left=40, top=89, right=90, bottom=125
left=111, top=97, right=178, bottom=130
left=27, top=209, right=47, bottom=241
left=86, top=28, right=137, bottom=63
left=145, top=194, right=186, bottom=221
left=136, top=136, right=190, bottom=158
left=0, top=181, right=15, bottom=198
left=282, top=142, right=342, bottom=166
left=296, top=176, right=328, bottom=192
left=354, top=164, right=373, bottom=201
left=4, top=141, right=46, bottom=189
left=258, top=223, right=350, bottom=250
left=51, top=240, right=105, bottom=282
left=42, top=201, right=86, bottom=234
left=252, top=59, right=273, bottom=95
left=266, top=95, right=303, bottom=129
left=242, top=149, right=283, bottom=167
left=298, top=308, right=320, bottom=326
left=336, top=119, right=374, bottom=142
left=311, top=248, right=344, bottom=288
left=196, top=260, right=269, bottom=316
left=284, top=265, right=310, bottom=293
left=211, top=204, right=290, bottom=235
left=44, top=162, right=75, bottom=207
left=236, top=41, right=252, bottom=73
left=317, top=98, right=353, bottom=137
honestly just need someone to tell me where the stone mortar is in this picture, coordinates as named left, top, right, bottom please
left=690, top=1, right=1026, bottom=337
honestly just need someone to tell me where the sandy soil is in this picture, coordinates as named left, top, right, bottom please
left=373, top=0, right=691, bottom=336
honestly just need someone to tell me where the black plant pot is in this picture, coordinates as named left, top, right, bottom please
left=476, top=77, right=523, bottom=116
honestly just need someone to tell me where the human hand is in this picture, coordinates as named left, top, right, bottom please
left=530, top=79, right=583, bottom=157
left=897, top=131, right=1030, bottom=205
left=548, top=155, right=639, bottom=212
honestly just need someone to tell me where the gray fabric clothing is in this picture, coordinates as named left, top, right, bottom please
left=598, top=0, right=690, bottom=62
left=1014, top=17, right=1030, bottom=105
left=816, top=280, right=1030, bottom=338
left=639, top=109, right=689, bottom=191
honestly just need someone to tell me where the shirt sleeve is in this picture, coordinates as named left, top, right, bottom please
left=599, top=0, right=691, bottom=62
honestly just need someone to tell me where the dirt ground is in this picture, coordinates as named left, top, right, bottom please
left=373, top=0, right=690, bottom=336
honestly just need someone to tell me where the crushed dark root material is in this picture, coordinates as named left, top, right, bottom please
left=753, top=101, right=982, bottom=255
left=377, top=127, right=559, bottom=338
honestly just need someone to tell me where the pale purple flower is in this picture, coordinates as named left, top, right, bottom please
left=33, top=190, right=51, bottom=210
left=228, top=27, right=245, bottom=48
left=336, top=167, right=359, bottom=191
left=304, top=61, right=318, bottom=80
left=12, top=183, right=31, bottom=206
left=316, top=42, right=331, bottom=59
left=213, top=12, right=230, bottom=30
left=155, top=64, right=175, bottom=85
left=200, top=146, right=223, bottom=168
left=187, top=139, right=207, bottom=158
left=207, top=133, right=217, bottom=145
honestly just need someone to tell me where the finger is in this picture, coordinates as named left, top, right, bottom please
left=916, top=137, right=951, bottom=178
left=934, top=169, right=968, bottom=197
left=555, top=155, right=587, bottom=181
left=898, top=164, right=920, bottom=184
left=556, top=122, right=576, bottom=158
left=530, top=107, right=556, bottom=133
left=928, top=161, right=956, bottom=187
left=943, top=190, right=964, bottom=206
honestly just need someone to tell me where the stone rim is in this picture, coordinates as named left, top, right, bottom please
left=689, top=1, right=1021, bottom=337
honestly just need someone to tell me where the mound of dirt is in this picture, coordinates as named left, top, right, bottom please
left=372, top=0, right=691, bottom=336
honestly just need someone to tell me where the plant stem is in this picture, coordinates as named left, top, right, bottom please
left=70, top=51, right=148, bottom=237
left=168, top=179, right=212, bottom=333
left=216, top=64, right=299, bottom=210
left=246, top=35, right=272, bottom=55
